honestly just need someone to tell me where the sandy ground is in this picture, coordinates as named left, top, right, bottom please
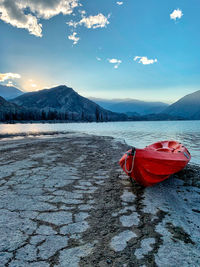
left=0, top=133, right=199, bottom=267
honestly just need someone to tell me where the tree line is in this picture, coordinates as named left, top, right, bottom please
left=0, top=108, right=111, bottom=122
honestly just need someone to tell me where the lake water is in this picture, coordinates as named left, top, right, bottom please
left=0, top=120, right=200, bottom=164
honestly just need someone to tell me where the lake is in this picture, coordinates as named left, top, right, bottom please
left=0, top=120, right=200, bottom=164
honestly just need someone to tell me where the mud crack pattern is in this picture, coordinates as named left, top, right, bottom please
left=0, top=133, right=199, bottom=266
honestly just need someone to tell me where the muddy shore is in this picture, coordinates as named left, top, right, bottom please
left=0, top=133, right=199, bottom=267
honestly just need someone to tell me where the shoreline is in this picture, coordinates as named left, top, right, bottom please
left=0, top=131, right=76, bottom=140
left=0, top=130, right=199, bottom=167
left=0, top=133, right=199, bottom=266
left=0, top=118, right=199, bottom=125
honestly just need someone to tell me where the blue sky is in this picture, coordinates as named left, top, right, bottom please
left=0, top=0, right=200, bottom=103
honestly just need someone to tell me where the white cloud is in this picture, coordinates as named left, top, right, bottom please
left=134, top=56, right=158, bottom=65
left=25, top=0, right=79, bottom=19
left=67, top=20, right=78, bottom=27
left=170, top=9, right=183, bottom=21
left=67, top=13, right=110, bottom=29
left=96, top=57, right=101, bottom=61
left=0, top=72, right=21, bottom=82
left=68, top=32, right=80, bottom=44
left=0, top=0, right=80, bottom=37
left=108, top=58, right=122, bottom=69
left=116, top=2, right=123, bottom=5
left=80, top=13, right=109, bottom=28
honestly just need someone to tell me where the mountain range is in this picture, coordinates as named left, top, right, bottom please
left=90, top=97, right=169, bottom=116
left=9, top=85, right=127, bottom=122
left=0, top=84, right=200, bottom=122
left=91, top=90, right=200, bottom=120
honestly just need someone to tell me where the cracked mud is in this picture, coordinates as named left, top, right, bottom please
left=0, top=133, right=199, bottom=266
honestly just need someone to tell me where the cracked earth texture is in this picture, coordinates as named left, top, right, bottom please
left=0, top=133, right=199, bottom=267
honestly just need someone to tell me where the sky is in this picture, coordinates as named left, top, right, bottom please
left=0, top=0, right=200, bottom=103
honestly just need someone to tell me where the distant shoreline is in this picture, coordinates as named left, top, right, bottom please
left=0, top=117, right=199, bottom=126
left=0, top=117, right=195, bottom=124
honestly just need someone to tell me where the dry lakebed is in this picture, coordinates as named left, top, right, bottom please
left=0, top=133, right=199, bottom=267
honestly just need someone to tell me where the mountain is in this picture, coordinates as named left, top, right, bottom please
left=0, top=84, right=23, bottom=100
left=90, top=97, right=169, bottom=115
left=0, top=96, right=19, bottom=111
left=89, top=98, right=123, bottom=110
left=0, top=96, right=22, bottom=121
left=162, top=90, right=200, bottom=119
left=11, top=85, right=127, bottom=121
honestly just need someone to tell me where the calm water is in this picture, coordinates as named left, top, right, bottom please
left=0, top=121, right=200, bottom=164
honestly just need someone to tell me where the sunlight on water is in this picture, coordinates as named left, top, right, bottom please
left=0, top=121, right=200, bottom=164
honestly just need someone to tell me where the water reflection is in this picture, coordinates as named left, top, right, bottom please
left=0, top=123, right=42, bottom=134
left=0, top=121, right=200, bottom=164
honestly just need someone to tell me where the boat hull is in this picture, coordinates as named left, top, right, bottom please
left=119, top=140, right=191, bottom=187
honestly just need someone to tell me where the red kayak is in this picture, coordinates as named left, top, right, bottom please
left=119, top=140, right=191, bottom=187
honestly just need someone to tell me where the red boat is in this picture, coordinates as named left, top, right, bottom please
left=119, top=140, right=191, bottom=187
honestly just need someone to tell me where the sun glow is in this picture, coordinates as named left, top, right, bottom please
left=21, top=78, right=48, bottom=92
